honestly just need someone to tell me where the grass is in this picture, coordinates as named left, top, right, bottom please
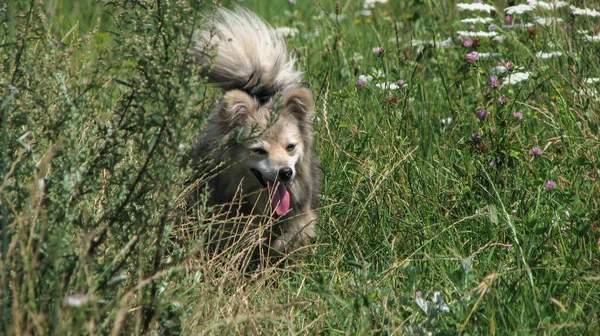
left=1, top=0, right=599, bottom=334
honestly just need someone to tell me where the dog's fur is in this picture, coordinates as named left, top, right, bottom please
left=192, top=7, right=319, bottom=254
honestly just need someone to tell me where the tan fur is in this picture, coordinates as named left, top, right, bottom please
left=193, top=9, right=319, bottom=255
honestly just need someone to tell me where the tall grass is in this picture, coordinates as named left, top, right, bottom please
left=2, top=0, right=599, bottom=334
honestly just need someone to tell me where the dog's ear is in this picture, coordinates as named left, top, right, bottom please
left=283, top=88, right=314, bottom=122
left=218, top=90, right=257, bottom=125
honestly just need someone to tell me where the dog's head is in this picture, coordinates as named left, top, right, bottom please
left=214, top=88, right=314, bottom=216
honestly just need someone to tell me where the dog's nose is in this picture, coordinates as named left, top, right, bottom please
left=278, top=167, right=293, bottom=182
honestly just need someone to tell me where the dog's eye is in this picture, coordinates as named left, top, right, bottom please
left=286, top=144, right=296, bottom=152
left=252, top=148, right=268, bottom=155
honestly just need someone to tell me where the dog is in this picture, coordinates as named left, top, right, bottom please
left=192, top=7, right=319, bottom=255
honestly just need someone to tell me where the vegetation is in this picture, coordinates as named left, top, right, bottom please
left=1, top=0, right=599, bottom=334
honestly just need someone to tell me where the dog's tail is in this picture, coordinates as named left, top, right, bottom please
left=194, top=7, right=302, bottom=100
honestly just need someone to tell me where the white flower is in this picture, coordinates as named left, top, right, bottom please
left=456, top=3, right=497, bottom=13
left=410, top=37, right=452, bottom=48
left=440, top=117, right=452, bottom=125
left=504, top=72, right=531, bottom=85
left=583, top=35, right=600, bottom=42
left=329, top=13, right=346, bottom=20
left=505, top=4, right=535, bottom=15
left=375, top=82, right=399, bottom=90
left=527, top=0, right=568, bottom=10
left=363, top=0, right=387, bottom=9
left=275, top=27, right=299, bottom=38
left=457, top=31, right=498, bottom=37
left=461, top=17, right=494, bottom=24
left=65, top=294, right=96, bottom=307
left=534, top=16, right=563, bottom=25
left=571, top=6, right=600, bottom=17
left=536, top=51, right=562, bottom=58
left=478, top=52, right=502, bottom=58
left=503, top=23, right=535, bottom=29
left=358, top=74, right=373, bottom=83
left=586, top=78, right=600, bottom=84
left=360, top=9, right=373, bottom=16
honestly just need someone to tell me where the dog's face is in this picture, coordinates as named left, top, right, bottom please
left=215, top=88, right=314, bottom=215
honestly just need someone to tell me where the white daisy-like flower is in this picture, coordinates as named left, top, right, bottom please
left=534, top=16, right=563, bottom=25
left=457, top=31, right=499, bottom=37
left=456, top=3, right=497, bottom=13
left=504, top=72, right=531, bottom=85
left=527, top=0, right=569, bottom=10
left=505, top=4, right=535, bottom=15
left=584, top=35, right=600, bottom=41
left=536, top=51, right=562, bottom=58
left=275, top=27, right=299, bottom=38
left=571, top=6, right=600, bottom=17
left=461, top=17, right=494, bottom=24
left=586, top=78, right=600, bottom=84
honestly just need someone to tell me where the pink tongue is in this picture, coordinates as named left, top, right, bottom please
left=270, top=182, right=290, bottom=216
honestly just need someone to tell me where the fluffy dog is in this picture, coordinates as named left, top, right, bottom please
left=192, top=7, right=319, bottom=254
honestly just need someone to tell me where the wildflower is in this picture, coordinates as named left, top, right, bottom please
left=466, top=52, right=479, bottom=63
left=289, top=0, right=296, bottom=4
left=586, top=78, right=600, bottom=84
left=498, top=95, right=508, bottom=104
left=456, top=3, right=497, bottom=13
left=478, top=52, right=502, bottom=58
left=440, top=117, right=452, bottom=125
left=534, top=16, right=563, bottom=26
left=457, top=31, right=498, bottom=37
left=544, top=180, right=557, bottom=189
left=375, top=82, right=399, bottom=90
left=275, top=27, right=299, bottom=38
left=499, top=59, right=515, bottom=71
left=356, top=79, right=366, bottom=88
left=505, top=15, right=513, bottom=25
left=536, top=51, right=562, bottom=59
left=489, top=161, right=495, bottom=167
left=396, top=79, right=405, bottom=86
left=461, top=17, right=493, bottom=24
left=463, top=39, right=473, bottom=47
left=374, top=46, right=384, bottom=56
left=504, top=72, right=530, bottom=85
left=570, top=6, right=600, bottom=17
left=488, top=23, right=499, bottom=31
left=513, top=111, right=523, bottom=119
left=64, top=294, right=96, bottom=308
left=489, top=75, right=501, bottom=88
left=358, top=74, right=373, bottom=83
left=490, top=127, right=496, bottom=132
left=476, top=108, right=488, bottom=120
left=530, top=146, right=543, bottom=156
left=528, top=0, right=568, bottom=10
left=469, top=25, right=476, bottom=31
left=505, top=4, right=535, bottom=15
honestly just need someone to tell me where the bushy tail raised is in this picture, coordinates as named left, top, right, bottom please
left=194, top=7, right=303, bottom=100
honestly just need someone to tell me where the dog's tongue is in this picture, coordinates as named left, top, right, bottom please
left=270, top=182, right=290, bottom=216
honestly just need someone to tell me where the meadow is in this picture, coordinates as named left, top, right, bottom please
left=1, top=0, right=599, bottom=334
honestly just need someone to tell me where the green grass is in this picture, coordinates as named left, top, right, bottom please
left=2, top=0, right=599, bottom=334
